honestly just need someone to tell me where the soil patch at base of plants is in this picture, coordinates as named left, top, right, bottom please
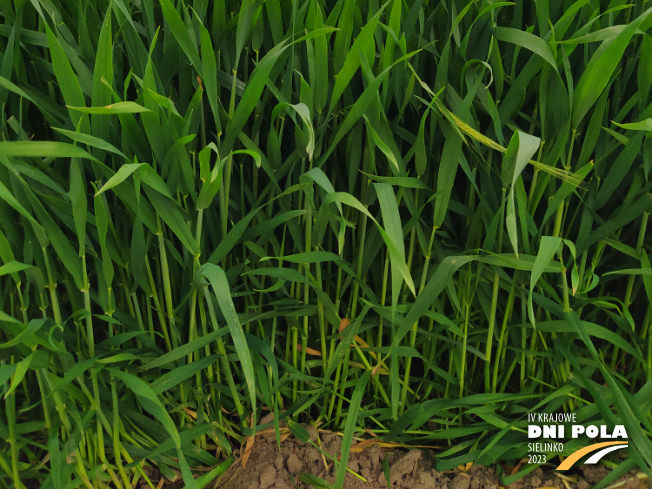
left=200, top=430, right=651, bottom=489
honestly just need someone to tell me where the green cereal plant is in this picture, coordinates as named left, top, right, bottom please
left=0, top=0, right=651, bottom=487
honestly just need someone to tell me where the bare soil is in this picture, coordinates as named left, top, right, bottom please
left=134, top=413, right=649, bottom=489
left=183, top=427, right=650, bottom=489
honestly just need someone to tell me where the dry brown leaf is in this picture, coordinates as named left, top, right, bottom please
left=241, top=436, right=255, bottom=469
left=556, top=473, right=578, bottom=482
left=280, top=432, right=292, bottom=442
left=255, top=427, right=291, bottom=437
left=349, top=439, right=440, bottom=452
left=296, top=344, right=322, bottom=356
left=339, top=317, right=351, bottom=333
left=510, top=459, right=527, bottom=475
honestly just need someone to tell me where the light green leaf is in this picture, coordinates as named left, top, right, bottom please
left=199, top=264, right=257, bottom=428
left=613, top=119, right=652, bottom=131
left=68, top=101, right=150, bottom=114
left=495, top=27, right=557, bottom=71
left=529, top=237, right=562, bottom=328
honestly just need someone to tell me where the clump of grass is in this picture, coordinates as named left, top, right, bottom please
left=0, top=1, right=651, bottom=488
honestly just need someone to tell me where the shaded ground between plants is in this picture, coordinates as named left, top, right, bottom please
left=153, top=427, right=651, bottom=489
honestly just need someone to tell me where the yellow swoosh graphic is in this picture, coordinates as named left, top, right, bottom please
left=557, top=441, right=628, bottom=471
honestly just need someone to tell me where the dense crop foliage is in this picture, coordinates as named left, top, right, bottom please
left=1, top=0, right=652, bottom=487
